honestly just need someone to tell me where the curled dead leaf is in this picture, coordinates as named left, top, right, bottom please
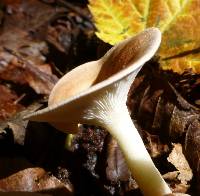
left=129, top=67, right=200, bottom=140
left=0, top=84, right=23, bottom=121
left=0, top=0, right=59, bottom=94
left=106, top=137, right=131, bottom=182
left=167, top=143, right=192, bottom=185
left=0, top=51, right=58, bottom=95
left=142, top=130, right=169, bottom=158
left=184, top=119, right=200, bottom=193
left=165, top=193, right=190, bottom=196
left=0, top=102, right=42, bottom=146
left=0, top=192, right=50, bottom=196
left=0, top=168, right=73, bottom=195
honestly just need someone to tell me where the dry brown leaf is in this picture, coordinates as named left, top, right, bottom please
left=0, top=0, right=21, bottom=5
left=129, top=67, right=200, bottom=139
left=167, top=143, right=193, bottom=185
left=165, top=193, right=190, bottom=196
left=106, top=137, right=131, bottom=182
left=163, top=143, right=192, bottom=194
left=0, top=52, right=58, bottom=94
left=184, top=119, right=200, bottom=193
left=0, top=102, right=42, bottom=145
left=0, top=168, right=73, bottom=195
left=0, top=0, right=59, bottom=94
left=0, top=84, right=24, bottom=121
left=143, top=130, right=169, bottom=158
left=0, top=193, right=50, bottom=196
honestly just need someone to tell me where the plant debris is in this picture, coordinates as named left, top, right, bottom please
left=0, top=84, right=23, bottom=121
left=0, top=0, right=200, bottom=195
left=0, top=167, right=73, bottom=195
left=167, top=143, right=192, bottom=185
left=106, top=137, right=131, bottom=182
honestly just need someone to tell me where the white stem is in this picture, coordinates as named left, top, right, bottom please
left=83, top=74, right=171, bottom=195
left=104, top=107, right=171, bottom=196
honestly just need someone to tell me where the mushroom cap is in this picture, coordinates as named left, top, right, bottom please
left=25, top=28, right=161, bottom=133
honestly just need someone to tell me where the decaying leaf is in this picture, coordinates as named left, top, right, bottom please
left=184, top=119, right=200, bottom=193
left=129, top=66, right=200, bottom=140
left=88, top=0, right=200, bottom=73
left=164, top=172, right=191, bottom=194
left=0, top=167, right=73, bottom=195
left=142, top=130, right=169, bottom=158
left=128, top=66, right=200, bottom=193
left=167, top=143, right=192, bottom=184
left=47, top=0, right=94, bottom=56
left=0, top=51, right=58, bottom=95
left=0, top=84, right=24, bottom=121
left=165, top=193, right=190, bottom=196
left=106, top=137, right=131, bottom=182
left=0, top=193, right=50, bottom=196
left=0, top=102, right=42, bottom=145
left=0, top=0, right=59, bottom=94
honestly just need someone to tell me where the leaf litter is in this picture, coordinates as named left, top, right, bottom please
left=167, top=143, right=192, bottom=185
left=0, top=167, right=73, bottom=195
left=0, top=0, right=200, bottom=195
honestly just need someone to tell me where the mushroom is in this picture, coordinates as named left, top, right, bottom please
left=25, top=28, right=172, bottom=195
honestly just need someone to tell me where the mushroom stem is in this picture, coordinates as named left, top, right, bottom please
left=105, top=107, right=171, bottom=196
left=83, top=74, right=171, bottom=196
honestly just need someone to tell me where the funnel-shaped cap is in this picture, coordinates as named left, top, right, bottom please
left=25, top=28, right=161, bottom=133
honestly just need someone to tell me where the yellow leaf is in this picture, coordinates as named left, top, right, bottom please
left=88, top=0, right=200, bottom=73
left=161, top=53, right=200, bottom=73
left=88, top=0, right=148, bottom=45
left=159, top=0, right=200, bottom=58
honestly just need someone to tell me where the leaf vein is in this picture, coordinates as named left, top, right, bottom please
left=100, top=0, right=130, bottom=36
left=128, top=0, right=142, bottom=17
left=161, top=0, right=189, bottom=32
left=144, top=0, right=151, bottom=28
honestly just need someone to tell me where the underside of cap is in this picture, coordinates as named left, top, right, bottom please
left=24, top=28, right=161, bottom=133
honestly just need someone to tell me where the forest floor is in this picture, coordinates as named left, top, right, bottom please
left=0, top=1, right=199, bottom=196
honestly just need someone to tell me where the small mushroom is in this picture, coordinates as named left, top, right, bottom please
left=25, top=28, right=171, bottom=195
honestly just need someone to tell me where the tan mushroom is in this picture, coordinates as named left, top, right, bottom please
left=25, top=28, right=171, bottom=196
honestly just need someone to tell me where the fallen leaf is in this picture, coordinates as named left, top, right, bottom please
left=165, top=193, right=190, bottom=196
left=0, top=84, right=23, bottom=121
left=162, top=143, right=192, bottom=194
left=0, top=102, right=42, bottom=145
left=129, top=67, right=200, bottom=140
left=0, top=51, right=58, bottom=94
left=184, top=119, right=200, bottom=193
left=0, top=0, right=59, bottom=94
left=0, top=0, right=21, bottom=5
left=0, top=167, right=73, bottom=195
left=0, top=192, right=50, bottom=196
left=106, top=137, right=131, bottom=182
left=142, top=130, right=169, bottom=158
left=161, top=53, right=200, bottom=74
left=128, top=66, right=200, bottom=194
left=167, top=143, right=192, bottom=185
left=89, top=0, right=200, bottom=73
